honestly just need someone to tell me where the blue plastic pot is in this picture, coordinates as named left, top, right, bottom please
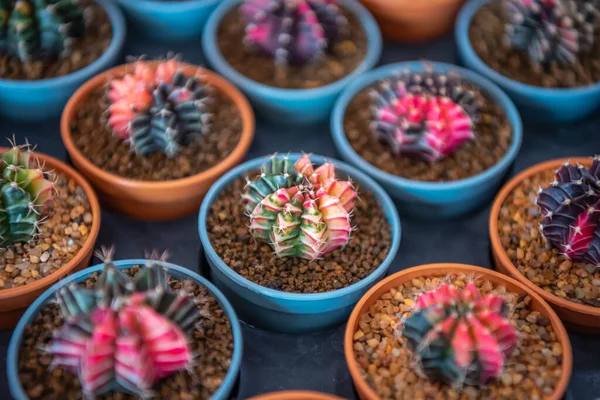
left=7, top=259, right=243, bottom=400
left=0, top=0, right=126, bottom=121
left=115, top=0, right=220, bottom=41
left=331, top=61, right=523, bottom=219
left=198, top=153, right=401, bottom=334
left=455, top=0, right=600, bottom=123
left=202, top=0, right=383, bottom=125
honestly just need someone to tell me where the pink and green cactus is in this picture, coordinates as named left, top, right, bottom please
left=536, top=157, right=600, bottom=266
left=239, top=0, right=348, bottom=66
left=402, top=282, right=518, bottom=387
left=45, top=250, right=202, bottom=398
left=107, top=60, right=212, bottom=158
left=504, top=0, right=600, bottom=66
left=0, top=0, right=88, bottom=62
left=242, top=154, right=357, bottom=260
left=0, top=139, right=54, bottom=247
left=370, top=68, right=481, bottom=162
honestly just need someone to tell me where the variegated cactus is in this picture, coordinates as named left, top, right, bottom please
left=504, top=0, right=600, bottom=65
left=0, top=139, right=54, bottom=247
left=402, top=282, right=518, bottom=387
left=0, top=0, right=88, bottom=62
left=242, top=154, right=357, bottom=260
left=370, top=68, right=480, bottom=162
left=537, top=157, right=600, bottom=266
left=239, top=0, right=348, bottom=66
left=45, top=250, right=203, bottom=398
left=107, top=60, right=212, bottom=157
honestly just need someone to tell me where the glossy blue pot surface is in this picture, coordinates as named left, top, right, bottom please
left=198, top=153, right=401, bottom=333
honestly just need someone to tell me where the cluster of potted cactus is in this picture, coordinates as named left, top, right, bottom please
left=2, top=0, right=600, bottom=398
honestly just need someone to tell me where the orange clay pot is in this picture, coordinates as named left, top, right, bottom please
left=61, top=61, right=255, bottom=221
left=0, top=149, right=101, bottom=329
left=249, top=391, right=344, bottom=400
left=359, top=0, right=466, bottom=42
left=490, top=157, right=600, bottom=333
left=345, top=263, right=572, bottom=400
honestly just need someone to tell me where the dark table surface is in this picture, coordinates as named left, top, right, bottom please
left=1, top=26, right=600, bottom=400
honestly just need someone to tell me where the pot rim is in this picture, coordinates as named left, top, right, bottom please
left=330, top=60, right=523, bottom=192
left=362, top=0, right=464, bottom=13
left=344, top=263, right=573, bottom=400
left=7, top=259, right=244, bottom=400
left=116, top=0, right=220, bottom=12
left=0, top=0, right=126, bottom=89
left=489, top=156, right=600, bottom=317
left=198, top=153, right=402, bottom=304
left=249, top=391, right=344, bottom=400
left=455, top=0, right=600, bottom=96
left=60, top=60, right=255, bottom=190
left=0, top=149, right=101, bottom=302
left=201, top=0, right=383, bottom=99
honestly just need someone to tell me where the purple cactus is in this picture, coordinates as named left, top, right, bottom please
left=239, top=0, right=348, bottom=66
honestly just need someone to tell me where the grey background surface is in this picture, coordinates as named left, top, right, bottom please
left=1, top=26, right=600, bottom=400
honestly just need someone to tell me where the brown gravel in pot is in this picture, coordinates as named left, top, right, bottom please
left=206, top=175, right=391, bottom=293
left=18, top=266, right=235, bottom=400
left=469, top=0, right=600, bottom=88
left=0, top=1, right=112, bottom=81
left=0, top=174, right=93, bottom=289
left=217, top=8, right=368, bottom=89
left=69, top=85, right=242, bottom=182
left=352, top=273, right=563, bottom=399
left=343, top=85, right=512, bottom=182
left=498, top=168, right=600, bottom=307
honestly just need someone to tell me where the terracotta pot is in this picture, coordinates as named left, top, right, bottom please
left=249, top=391, right=344, bottom=400
left=359, top=0, right=466, bottom=42
left=344, top=263, right=572, bottom=400
left=61, top=61, right=255, bottom=221
left=490, top=157, right=600, bottom=333
left=0, top=150, right=101, bottom=329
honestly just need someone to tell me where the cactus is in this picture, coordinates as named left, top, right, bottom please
left=503, top=0, right=600, bottom=66
left=242, top=154, right=357, bottom=260
left=402, top=282, right=518, bottom=387
left=239, top=0, right=348, bottom=66
left=537, top=157, right=600, bottom=266
left=0, top=140, right=54, bottom=247
left=370, top=69, right=480, bottom=162
left=45, top=251, right=202, bottom=398
left=107, top=60, right=212, bottom=158
left=0, top=0, right=87, bottom=63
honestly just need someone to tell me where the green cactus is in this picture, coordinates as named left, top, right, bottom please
left=0, top=0, right=86, bottom=63
left=0, top=141, right=54, bottom=247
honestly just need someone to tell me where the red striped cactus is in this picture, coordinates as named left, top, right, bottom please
left=402, top=282, right=518, bottom=387
left=45, top=251, right=202, bottom=397
left=243, top=154, right=357, bottom=260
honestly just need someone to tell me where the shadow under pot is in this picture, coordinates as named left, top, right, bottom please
left=198, top=153, right=401, bottom=334
left=7, top=258, right=243, bottom=400
left=0, top=0, right=126, bottom=121
left=0, top=143, right=101, bottom=329
left=490, top=157, right=600, bottom=333
left=455, top=0, right=600, bottom=123
left=331, top=61, right=523, bottom=219
left=202, top=0, right=383, bottom=125
left=61, top=59, right=255, bottom=221
left=345, top=263, right=572, bottom=400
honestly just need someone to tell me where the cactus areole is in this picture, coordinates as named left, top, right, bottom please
left=402, top=282, right=518, bottom=387
left=503, top=0, right=600, bottom=66
left=239, top=0, right=349, bottom=66
left=537, top=157, right=600, bottom=267
left=46, top=259, right=203, bottom=398
left=0, top=0, right=88, bottom=63
left=107, top=60, right=212, bottom=158
left=370, top=69, right=481, bottom=162
left=242, top=154, right=357, bottom=260
left=0, top=142, right=54, bottom=247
